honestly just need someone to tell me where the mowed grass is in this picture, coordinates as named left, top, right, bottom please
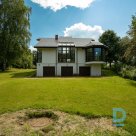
left=0, top=69, right=136, bottom=135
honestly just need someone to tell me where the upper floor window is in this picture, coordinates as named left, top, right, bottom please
left=94, top=48, right=102, bottom=61
left=86, top=48, right=93, bottom=62
left=86, top=47, right=105, bottom=62
left=58, top=47, right=75, bottom=63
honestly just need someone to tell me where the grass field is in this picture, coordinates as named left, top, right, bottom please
left=0, top=69, right=136, bottom=135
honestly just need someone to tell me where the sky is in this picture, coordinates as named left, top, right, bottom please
left=25, top=0, right=136, bottom=49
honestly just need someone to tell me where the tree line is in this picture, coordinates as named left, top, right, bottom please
left=99, top=14, right=136, bottom=80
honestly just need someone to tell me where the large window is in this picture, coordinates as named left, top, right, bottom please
left=58, top=47, right=75, bottom=63
left=86, top=47, right=105, bottom=62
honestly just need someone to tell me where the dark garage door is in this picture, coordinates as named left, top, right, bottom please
left=79, top=67, right=90, bottom=76
left=43, top=66, right=55, bottom=77
left=61, top=67, right=73, bottom=76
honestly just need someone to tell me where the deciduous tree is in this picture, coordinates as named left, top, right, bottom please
left=99, top=30, right=120, bottom=68
left=0, top=0, right=31, bottom=70
left=127, top=14, right=136, bottom=65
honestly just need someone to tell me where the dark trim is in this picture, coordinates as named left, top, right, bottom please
left=85, top=45, right=108, bottom=49
left=34, top=46, right=57, bottom=48
left=34, top=45, right=108, bottom=49
left=58, top=45, right=75, bottom=47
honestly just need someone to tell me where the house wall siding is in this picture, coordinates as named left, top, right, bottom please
left=37, top=63, right=43, bottom=77
left=77, top=48, right=85, bottom=63
left=91, top=64, right=101, bottom=76
left=42, top=48, right=56, bottom=64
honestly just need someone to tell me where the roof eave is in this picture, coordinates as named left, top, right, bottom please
left=34, top=46, right=57, bottom=48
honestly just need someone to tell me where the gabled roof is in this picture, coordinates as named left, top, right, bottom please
left=34, top=36, right=106, bottom=48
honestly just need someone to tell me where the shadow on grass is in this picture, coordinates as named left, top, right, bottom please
left=11, top=70, right=36, bottom=78
left=0, top=70, right=12, bottom=74
left=62, top=110, right=112, bottom=119
left=102, top=69, right=117, bottom=77
left=128, top=81, right=136, bottom=88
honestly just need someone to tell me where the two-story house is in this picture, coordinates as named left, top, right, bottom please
left=34, top=35, right=107, bottom=77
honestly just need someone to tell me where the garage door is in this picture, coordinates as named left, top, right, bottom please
left=61, top=67, right=73, bottom=76
left=43, top=67, right=55, bottom=77
left=79, top=67, right=90, bottom=76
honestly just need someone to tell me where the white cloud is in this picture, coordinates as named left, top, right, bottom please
left=31, top=0, right=94, bottom=11
left=29, top=46, right=37, bottom=52
left=64, top=23, right=104, bottom=40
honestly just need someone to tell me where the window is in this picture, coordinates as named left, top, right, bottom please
left=58, top=47, right=75, bottom=63
left=37, top=51, right=42, bottom=63
left=86, top=47, right=105, bottom=62
left=102, top=48, right=106, bottom=61
left=86, top=48, right=93, bottom=62
left=94, top=48, right=102, bottom=61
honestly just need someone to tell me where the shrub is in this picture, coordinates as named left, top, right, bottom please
left=26, top=111, right=59, bottom=120
left=120, top=66, right=136, bottom=81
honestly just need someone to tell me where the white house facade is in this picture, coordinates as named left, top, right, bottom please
left=34, top=35, right=107, bottom=77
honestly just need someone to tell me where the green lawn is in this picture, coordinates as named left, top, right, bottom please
left=0, top=69, right=136, bottom=135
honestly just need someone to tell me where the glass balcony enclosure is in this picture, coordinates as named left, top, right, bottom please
left=86, top=47, right=106, bottom=62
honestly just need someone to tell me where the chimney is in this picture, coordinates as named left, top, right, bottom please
left=55, top=35, right=58, bottom=40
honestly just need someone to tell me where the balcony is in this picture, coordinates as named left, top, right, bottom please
left=85, top=47, right=106, bottom=64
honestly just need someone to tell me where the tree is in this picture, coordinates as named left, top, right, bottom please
left=119, top=36, right=131, bottom=64
left=0, top=0, right=31, bottom=71
left=13, top=47, right=33, bottom=69
left=99, top=30, right=120, bottom=68
left=126, top=14, right=136, bottom=65
left=32, top=50, right=37, bottom=67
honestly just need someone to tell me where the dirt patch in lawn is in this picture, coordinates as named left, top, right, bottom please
left=27, top=118, right=53, bottom=128
left=0, top=109, right=130, bottom=136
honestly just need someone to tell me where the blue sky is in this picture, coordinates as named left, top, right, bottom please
left=25, top=0, right=136, bottom=47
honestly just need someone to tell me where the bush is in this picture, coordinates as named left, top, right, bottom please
left=120, top=66, right=136, bottom=81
